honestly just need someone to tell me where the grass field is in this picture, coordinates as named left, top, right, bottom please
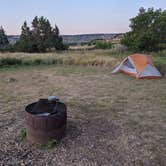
left=0, top=49, right=165, bottom=75
left=0, top=61, right=166, bottom=165
left=0, top=50, right=124, bottom=68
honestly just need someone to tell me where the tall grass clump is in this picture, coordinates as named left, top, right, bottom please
left=21, top=57, right=64, bottom=66
left=152, top=50, right=166, bottom=76
left=104, top=49, right=132, bottom=60
left=0, top=58, right=22, bottom=67
left=153, top=59, right=166, bottom=76
left=152, top=49, right=166, bottom=57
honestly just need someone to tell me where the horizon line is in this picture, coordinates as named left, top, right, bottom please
left=7, top=32, right=126, bottom=36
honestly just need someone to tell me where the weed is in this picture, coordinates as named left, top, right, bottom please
left=19, top=128, right=26, bottom=139
left=37, top=139, right=58, bottom=149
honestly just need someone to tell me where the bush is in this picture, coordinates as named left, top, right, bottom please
left=22, top=59, right=33, bottom=65
left=33, top=58, right=43, bottom=65
left=0, top=57, right=64, bottom=67
left=95, top=41, right=112, bottom=49
left=0, top=44, right=15, bottom=52
left=0, top=58, right=22, bottom=66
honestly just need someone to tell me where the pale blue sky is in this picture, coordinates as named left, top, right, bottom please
left=0, top=0, right=165, bottom=35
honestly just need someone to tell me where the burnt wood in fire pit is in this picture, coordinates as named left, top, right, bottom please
left=25, top=99, right=67, bottom=144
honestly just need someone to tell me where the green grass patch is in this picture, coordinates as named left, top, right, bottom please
left=0, top=58, right=22, bottom=66
left=152, top=50, right=166, bottom=76
left=19, top=128, right=26, bottom=139
left=95, top=41, right=112, bottom=49
left=37, top=139, right=58, bottom=150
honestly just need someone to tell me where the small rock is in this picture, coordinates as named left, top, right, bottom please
left=8, top=127, right=14, bottom=132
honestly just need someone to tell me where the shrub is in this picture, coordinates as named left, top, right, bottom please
left=0, top=58, right=22, bottom=66
left=0, top=44, right=16, bottom=52
left=33, top=58, right=43, bottom=65
left=22, top=59, right=33, bottom=65
left=95, top=41, right=112, bottom=49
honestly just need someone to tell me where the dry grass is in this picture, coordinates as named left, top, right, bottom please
left=0, top=65, right=166, bottom=165
left=0, top=50, right=127, bottom=68
left=0, top=50, right=165, bottom=76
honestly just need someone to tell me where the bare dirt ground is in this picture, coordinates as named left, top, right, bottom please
left=0, top=65, right=166, bottom=166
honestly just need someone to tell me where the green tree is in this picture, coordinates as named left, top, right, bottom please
left=16, top=21, right=37, bottom=52
left=0, top=26, right=9, bottom=47
left=121, top=8, right=166, bottom=51
left=31, top=16, right=52, bottom=52
left=17, top=16, right=67, bottom=52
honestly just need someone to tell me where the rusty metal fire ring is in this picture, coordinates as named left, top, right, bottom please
left=25, top=101, right=67, bottom=144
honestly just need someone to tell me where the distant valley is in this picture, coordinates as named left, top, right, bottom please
left=8, top=33, right=123, bottom=45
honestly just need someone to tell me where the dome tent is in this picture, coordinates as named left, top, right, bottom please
left=112, top=54, right=161, bottom=79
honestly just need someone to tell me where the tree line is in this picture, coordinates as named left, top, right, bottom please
left=0, top=16, right=68, bottom=52
left=0, top=8, right=166, bottom=53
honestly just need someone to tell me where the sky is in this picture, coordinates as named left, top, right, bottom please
left=0, top=0, right=165, bottom=35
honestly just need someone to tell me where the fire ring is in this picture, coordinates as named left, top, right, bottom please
left=25, top=98, right=67, bottom=144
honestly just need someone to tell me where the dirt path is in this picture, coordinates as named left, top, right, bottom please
left=0, top=66, right=166, bottom=166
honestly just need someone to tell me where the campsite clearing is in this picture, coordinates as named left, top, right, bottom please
left=0, top=65, right=166, bottom=165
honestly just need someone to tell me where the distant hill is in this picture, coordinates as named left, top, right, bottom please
left=7, top=35, right=20, bottom=44
left=62, top=33, right=123, bottom=44
left=7, top=33, right=123, bottom=45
